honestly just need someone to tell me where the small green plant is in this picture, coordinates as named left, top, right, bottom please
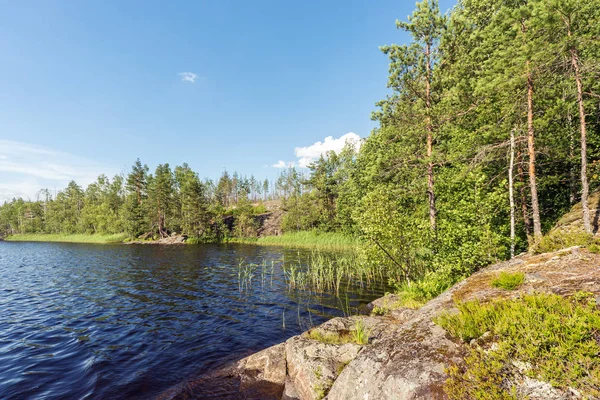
left=314, top=365, right=323, bottom=380
left=371, top=306, right=389, bottom=316
left=307, top=329, right=352, bottom=345
left=312, top=366, right=334, bottom=400
left=435, top=293, right=600, bottom=398
left=490, top=271, right=525, bottom=290
left=588, top=243, right=600, bottom=254
left=351, top=318, right=371, bottom=345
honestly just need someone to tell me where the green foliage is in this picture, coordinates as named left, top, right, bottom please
left=391, top=263, right=469, bottom=308
left=436, top=293, right=600, bottom=398
left=491, top=272, right=525, bottom=290
left=351, top=318, right=371, bottom=345
left=535, top=229, right=598, bottom=254
left=588, top=243, right=600, bottom=254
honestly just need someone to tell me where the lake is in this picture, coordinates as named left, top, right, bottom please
left=0, top=242, right=385, bottom=399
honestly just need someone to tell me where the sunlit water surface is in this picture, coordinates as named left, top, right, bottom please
left=0, top=242, right=385, bottom=399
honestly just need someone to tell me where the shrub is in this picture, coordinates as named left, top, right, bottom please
left=436, top=293, right=600, bottom=399
left=392, top=265, right=467, bottom=309
left=490, top=271, right=524, bottom=290
left=535, top=229, right=595, bottom=253
left=588, top=243, right=600, bottom=254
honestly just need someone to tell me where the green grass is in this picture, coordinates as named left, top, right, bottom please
left=490, top=271, right=525, bottom=290
left=5, top=233, right=128, bottom=244
left=390, top=266, right=465, bottom=310
left=435, top=292, right=600, bottom=399
left=229, top=231, right=360, bottom=251
left=306, top=318, right=371, bottom=345
left=351, top=318, right=371, bottom=345
left=307, top=329, right=354, bottom=345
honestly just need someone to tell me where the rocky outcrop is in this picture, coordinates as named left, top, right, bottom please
left=167, top=247, right=600, bottom=400
left=328, top=246, right=600, bottom=400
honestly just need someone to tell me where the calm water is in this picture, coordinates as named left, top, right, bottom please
left=0, top=242, right=384, bottom=399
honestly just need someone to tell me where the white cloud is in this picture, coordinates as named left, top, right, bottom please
left=0, top=140, right=116, bottom=203
left=179, top=72, right=199, bottom=83
left=272, top=160, right=296, bottom=169
left=294, top=132, right=361, bottom=168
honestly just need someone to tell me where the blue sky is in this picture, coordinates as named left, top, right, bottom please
left=0, top=0, right=456, bottom=201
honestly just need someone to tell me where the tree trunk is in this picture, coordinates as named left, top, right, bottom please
left=569, top=38, right=591, bottom=233
left=526, top=63, right=542, bottom=240
left=517, top=147, right=531, bottom=236
left=509, top=129, right=516, bottom=258
left=425, top=42, right=437, bottom=233
left=567, top=101, right=577, bottom=205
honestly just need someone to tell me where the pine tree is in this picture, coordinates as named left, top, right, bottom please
left=380, top=0, right=446, bottom=233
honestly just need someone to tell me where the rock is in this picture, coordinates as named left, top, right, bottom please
left=126, top=234, right=187, bottom=245
left=285, top=335, right=362, bottom=400
left=326, top=316, right=464, bottom=400
left=159, top=344, right=287, bottom=400
left=364, top=294, right=402, bottom=314
left=315, top=315, right=390, bottom=343
left=237, top=343, right=287, bottom=392
left=282, top=377, right=301, bottom=400
left=389, top=307, right=416, bottom=323
left=516, top=376, right=577, bottom=400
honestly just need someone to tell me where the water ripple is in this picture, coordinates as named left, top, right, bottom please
left=0, top=242, right=384, bottom=399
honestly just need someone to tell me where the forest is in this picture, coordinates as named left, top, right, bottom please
left=2, top=0, right=600, bottom=297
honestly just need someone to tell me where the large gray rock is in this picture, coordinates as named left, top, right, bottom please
left=326, top=319, right=463, bottom=399
left=327, top=286, right=466, bottom=400
left=158, top=343, right=287, bottom=400
left=237, top=343, right=287, bottom=392
left=285, top=335, right=362, bottom=400
left=282, top=376, right=302, bottom=400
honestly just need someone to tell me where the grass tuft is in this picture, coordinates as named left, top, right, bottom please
left=351, top=318, right=371, bottom=345
left=307, top=330, right=353, bottom=345
left=307, top=318, right=371, bottom=346
left=490, top=271, right=525, bottom=290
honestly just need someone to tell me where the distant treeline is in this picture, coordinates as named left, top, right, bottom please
left=0, top=153, right=356, bottom=241
left=2, top=0, right=600, bottom=291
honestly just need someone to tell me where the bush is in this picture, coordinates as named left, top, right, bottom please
left=535, top=229, right=596, bottom=253
left=392, top=265, right=467, bottom=309
left=490, top=271, right=524, bottom=290
left=436, top=293, right=600, bottom=399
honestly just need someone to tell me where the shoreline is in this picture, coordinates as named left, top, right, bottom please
left=169, top=246, right=600, bottom=399
left=4, top=232, right=359, bottom=251
left=4, top=233, right=129, bottom=244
